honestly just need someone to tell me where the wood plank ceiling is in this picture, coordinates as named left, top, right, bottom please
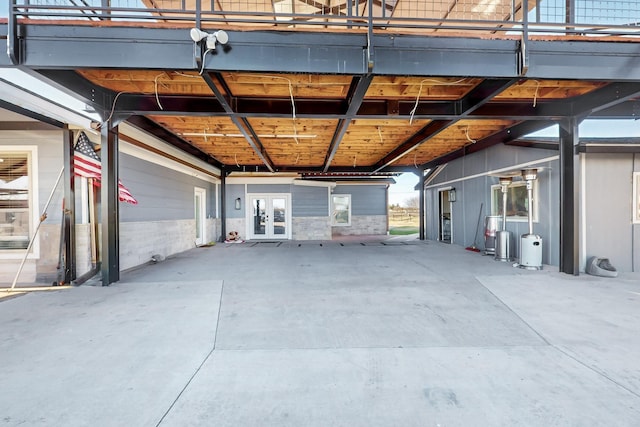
left=78, top=68, right=605, bottom=171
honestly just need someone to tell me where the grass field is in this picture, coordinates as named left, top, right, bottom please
left=388, top=209, right=419, bottom=235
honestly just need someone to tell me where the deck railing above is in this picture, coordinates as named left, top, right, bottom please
left=8, top=0, right=640, bottom=38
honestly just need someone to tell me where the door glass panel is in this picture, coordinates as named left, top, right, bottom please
left=252, top=198, right=266, bottom=235
left=272, top=197, right=286, bottom=236
left=195, top=193, right=202, bottom=240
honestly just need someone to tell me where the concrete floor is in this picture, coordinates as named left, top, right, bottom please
left=2, top=238, right=640, bottom=426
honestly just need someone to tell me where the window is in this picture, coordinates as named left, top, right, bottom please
left=0, top=151, right=31, bottom=250
left=491, top=181, right=537, bottom=222
left=331, top=194, right=351, bottom=226
left=634, top=172, right=640, bottom=223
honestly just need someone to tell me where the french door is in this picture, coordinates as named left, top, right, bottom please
left=247, top=194, right=291, bottom=239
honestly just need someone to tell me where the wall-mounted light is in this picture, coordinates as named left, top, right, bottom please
left=449, top=188, right=456, bottom=202
left=190, top=28, right=229, bottom=50
left=235, top=197, right=241, bottom=210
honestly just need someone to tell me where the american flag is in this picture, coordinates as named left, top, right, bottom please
left=74, top=131, right=138, bottom=205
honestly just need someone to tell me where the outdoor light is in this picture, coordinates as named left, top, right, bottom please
left=190, top=28, right=229, bottom=50
left=495, top=176, right=513, bottom=262
left=449, top=188, right=456, bottom=202
left=521, top=168, right=538, bottom=182
left=235, top=197, right=241, bottom=210
left=518, top=168, right=543, bottom=270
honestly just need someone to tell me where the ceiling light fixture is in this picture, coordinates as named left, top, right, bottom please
left=181, top=132, right=317, bottom=139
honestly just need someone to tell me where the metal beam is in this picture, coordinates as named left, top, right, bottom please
left=559, top=117, right=580, bottom=275
left=505, top=139, right=559, bottom=150
left=200, top=72, right=275, bottom=172
left=31, top=69, right=112, bottom=115
left=569, top=82, right=640, bottom=117
left=374, top=120, right=454, bottom=172
left=374, top=78, right=517, bottom=172
left=62, top=127, right=76, bottom=285
left=418, top=172, right=425, bottom=240
left=9, top=25, right=640, bottom=80
left=220, top=170, right=227, bottom=242
left=323, top=74, right=374, bottom=171
left=17, top=26, right=369, bottom=74
left=100, top=123, right=120, bottom=286
left=527, top=40, right=640, bottom=80
left=374, top=36, right=519, bottom=77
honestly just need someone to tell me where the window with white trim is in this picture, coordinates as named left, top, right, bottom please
left=0, top=151, right=32, bottom=250
left=633, top=172, right=640, bottom=223
left=490, top=181, right=538, bottom=222
left=331, top=194, right=351, bottom=226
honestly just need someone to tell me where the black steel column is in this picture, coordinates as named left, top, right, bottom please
left=220, top=169, right=227, bottom=241
left=101, top=124, right=120, bottom=285
left=62, top=126, right=76, bottom=284
left=419, top=172, right=425, bottom=240
left=559, top=117, right=580, bottom=275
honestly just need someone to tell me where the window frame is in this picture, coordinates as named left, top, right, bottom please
left=331, top=194, right=352, bottom=226
left=0, top=145, right=39, bottom=259
left=490, top=180, right=538, bottom=223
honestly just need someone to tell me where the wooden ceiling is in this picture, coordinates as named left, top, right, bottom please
left=78, top=69, right=606, bottom=170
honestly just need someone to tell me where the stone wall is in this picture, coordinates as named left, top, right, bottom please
left=331, top=215, right=388, bottom=236
left=292, top=217, right=332, bottom=240
left=119, top=219, right=196, bottom=271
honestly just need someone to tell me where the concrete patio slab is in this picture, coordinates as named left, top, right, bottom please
left=161, top=346, right=640, bottom=427
left=2, top=239, right=640, bottom=426
left=1, top=281, right=222, bottom=427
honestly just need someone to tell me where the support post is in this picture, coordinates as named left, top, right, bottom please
left=419, top=172, right=425, bottom=240
left=101, top=124, right=120, bottom=285
left=559, top=117, right=580, bottom=275
left=62, top=127, right=76, bottom=283
left=220, top=169, right=227, bottom=241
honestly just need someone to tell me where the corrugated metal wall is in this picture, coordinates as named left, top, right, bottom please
left=332, top=185, right=388, bottom=215
left=426, top=144, right=559, bottom=266
left=584, top=153, right=639, bottom=272
left=119, top=153, right=216, bottom=222
left=292, top=185, right=329, bottom=217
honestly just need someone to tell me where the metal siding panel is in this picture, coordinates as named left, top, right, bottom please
left=118, top=154, right=213, bottom=222
left=225, top=184, right=245, bottom=219
left=333, top=185, right=387, bottom=216
left=584, top=153, right=634, bottom=271
left=292, top=186, right=329, bottom=217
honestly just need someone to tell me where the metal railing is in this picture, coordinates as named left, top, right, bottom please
left=8, top=0, right=640, bottom=38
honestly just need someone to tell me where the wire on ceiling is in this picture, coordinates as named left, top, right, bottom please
left=533, top=80, right=541, bottom=107
left=465, top=126, right=476, bottom=144
left=253, top=75, right=299, bottom=144
left=154, top=73, right=165, bottom=111
left=409, top=78, right=468, bottom=124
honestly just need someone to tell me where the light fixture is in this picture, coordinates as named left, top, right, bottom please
left=499, top=176, right=513, bottom=188
left=449, top=188, right=456, bottom=202
left=190, top=28, right=229, bottom=50
left=180, top=132, right=317, bottom=139
left=235, top=197, right=241, bottom=210
left=521, top=168, right=538, bottom=181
